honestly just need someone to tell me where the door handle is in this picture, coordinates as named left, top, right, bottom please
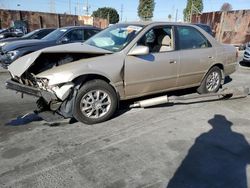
left=208, top=56, right=214, bottom=59
left=169, top=60, right=177, bottom=64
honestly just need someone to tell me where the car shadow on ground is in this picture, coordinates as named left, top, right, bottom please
left=166, top=114, right=250, bottom=188
left=224, top=75, right=233, bottom=85
left=6, top=113, right=43, bottom=126
left=239, top=61, right=250, bottom=68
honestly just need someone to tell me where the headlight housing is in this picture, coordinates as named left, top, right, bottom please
left=36, top=77, right=50, bottom=90
left=6, top=50, right=20, bottom=60
left=0, top=34, right=4, bottom=39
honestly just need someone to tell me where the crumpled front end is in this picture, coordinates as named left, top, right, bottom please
left=5, top=43, right=113, bottom=119
left=6, top=70, right=76, bottom=119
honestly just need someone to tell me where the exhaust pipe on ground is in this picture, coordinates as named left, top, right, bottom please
left=130, top=87, right=249, bottom=108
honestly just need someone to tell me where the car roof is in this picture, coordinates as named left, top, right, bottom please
left=118, top=21, right=202, bottom=27
left=60, top=25, right=101, bottom=30
left=36, top=28, right=56, bottom=31
left=194, top=23, right=211, bottom=27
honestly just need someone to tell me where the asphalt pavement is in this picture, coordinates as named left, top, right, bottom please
left=0, top=58, right=250, bottom=187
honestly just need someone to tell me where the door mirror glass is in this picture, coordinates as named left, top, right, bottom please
left=128, top=45, right=149, bottom=56
left=61, top=36, right=70, bottom=43
left=31, top=34, right=38, bottom=39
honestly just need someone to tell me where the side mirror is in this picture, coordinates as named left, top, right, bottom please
left=61, top=36, right=70, bottom=43
left=128, top=45, right=149, bottom=56
left=32, top=34, right=38, bottom=39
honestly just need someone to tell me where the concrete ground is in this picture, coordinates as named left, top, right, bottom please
left=0, top=56, right=250, bottom=187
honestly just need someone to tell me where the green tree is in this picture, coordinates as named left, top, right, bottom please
left=183, top=0, right=203, bottom=22
left=138, top=0, right=155, bottom=21
left=168, top=14, right=172, bottom=21
left=92, top=7, right=119, bottom=24
left=220, top=2, right=233, bottom=11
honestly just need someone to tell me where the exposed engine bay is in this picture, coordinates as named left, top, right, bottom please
left=28, top=52, right=103, bottom=75
left=12, top=52, right=103, bottom=86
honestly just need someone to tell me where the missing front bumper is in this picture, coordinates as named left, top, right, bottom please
left=5, top=79, right=57, bottom=102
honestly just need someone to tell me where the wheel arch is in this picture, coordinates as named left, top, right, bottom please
left=72, top=73, right=121, bottom=101
left=197, top=63, right=224, bottom=94
left=201, top=63, right=225, bottom=84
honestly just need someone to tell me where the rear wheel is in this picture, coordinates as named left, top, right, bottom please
left=73, top=79, right=118, bottom=124
left=197, top=66, right=222, bottom=94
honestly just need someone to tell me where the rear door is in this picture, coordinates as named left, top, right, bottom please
left=176, top=26, right=216, bottom=87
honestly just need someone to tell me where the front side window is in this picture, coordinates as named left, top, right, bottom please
left=85, top=24, right=143, bottom=52
left=64, top=29, right=84, bottom=42
left=137, top=26, right=174, bottom=53
left=84, top=29, right=100, bottom=40
left=177, top=26, right=211, bottom=50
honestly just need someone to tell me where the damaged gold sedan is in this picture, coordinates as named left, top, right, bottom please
left=6, top=22, right=237, bottom=124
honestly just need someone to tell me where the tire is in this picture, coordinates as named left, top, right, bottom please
left=197, top=66, right=222, bottom=94
left=73, top=79, right=118, bottom=125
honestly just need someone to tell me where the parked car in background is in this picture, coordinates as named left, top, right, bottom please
left=6, top=22, right=237, bottom=124
left=194, top=23, right=214, bottom=36
left=0, top=26, right=101, bottom=68
left=243, top=42, right=250, bottom=63
left=0, top=28, right=56, bottom=47
left=0, top=28, right=24, bottom=40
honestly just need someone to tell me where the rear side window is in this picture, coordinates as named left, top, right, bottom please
left=35, top=30, right=53, bottom=39
left=84, top=29, right=100, bottom=40
left=201, top=25, right=211, bottom=33
left=177, top=26, right=211, bottom=50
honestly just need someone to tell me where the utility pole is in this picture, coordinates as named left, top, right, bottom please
left=189, top=1, right=202, bottom=23
left=175, top=9, right=178, bottom=22
left=107, top=12, right=110, bottom=24
left=77, top=0, right=79, bottom=15
left=120, top=4, right=123, bottom=22
left=86, top=0, right=89, bottom=16
left=50, top=0, right=56, bottom=13
left=84, top=0, right=90, bottom=16
left=190, top=0, right=193, bottom=23
left=69, top=0, right=71, bottom=14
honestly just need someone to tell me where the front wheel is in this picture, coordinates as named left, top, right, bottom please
left=197, top=66, right=222, bottom=94
left=73, top=79, right=118, bottom=124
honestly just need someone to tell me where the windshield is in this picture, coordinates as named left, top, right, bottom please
left=21, top=29, right=39, bottom=39
left=85, top=24, right=143, bottom=52
left=42, top=28, right=68, bottom=41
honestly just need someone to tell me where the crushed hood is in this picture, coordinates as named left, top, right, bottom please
left=8, top=43, right=112, bottom=77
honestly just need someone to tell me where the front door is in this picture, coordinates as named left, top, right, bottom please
left=124, top=25, right=180, bottom=98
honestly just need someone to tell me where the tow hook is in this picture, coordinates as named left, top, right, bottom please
left=130, top=87, right=249, bottom=108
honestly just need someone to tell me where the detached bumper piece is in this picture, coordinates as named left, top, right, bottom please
left=5, top=79, right=57, bottom=102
